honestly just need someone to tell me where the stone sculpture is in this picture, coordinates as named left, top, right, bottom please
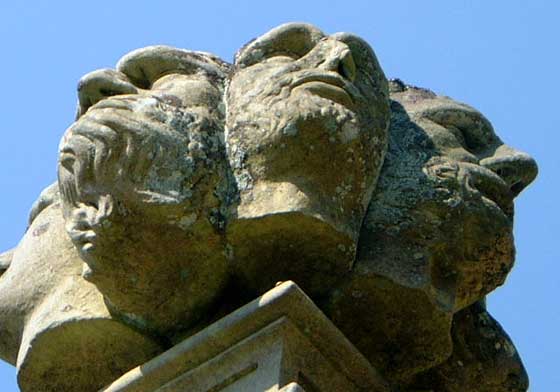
left=226, top=23, right=390, bottom=298
left=0, top=23, right=537, bottom=392
left=326, top=80, right=536, bottom=389
left=58, top=46, right=233, bottom=338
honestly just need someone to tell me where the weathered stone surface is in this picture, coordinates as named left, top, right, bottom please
left=407, top=301, right=529, bottom=392
left=0, top=192, right=162, bottom=391
left=102, top=281, right=389, bottom=392
left=325, top=79, right=536, bottom=386
left=58, top=46, right=233, bottom=337
left=326, top=273, right=453, bottom=383
left=370, top=80, right=537, bottom=313
left=0, top=24, right=538, bottom=392
left=226, top=23, right=390, bottom=298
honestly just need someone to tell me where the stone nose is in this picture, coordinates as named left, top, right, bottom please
left=77, top=69, right=138, bottom=118
left=313, top=39, right=357, bottom=82
left=480, top=144, right=538, bottom=197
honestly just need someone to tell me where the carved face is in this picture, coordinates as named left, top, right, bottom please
left=363, top=82, right=538, bottom=311
left=328, top=82, right=538, bottom=384
left=57, top=47, right=234, bottom=336
left=224, top=23, right=390, bottom=299
left=59, top=90, right=225, bottom=238
left=226, top=23, right=389, bottom=221
left=228, top=23, right=388, bottom=134
left=60, top=47, right=230, bottom=229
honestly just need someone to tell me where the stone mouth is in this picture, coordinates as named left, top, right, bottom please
left=291, top=72, right=354, bottom=107
left=468, top=164, right=514, bottom=219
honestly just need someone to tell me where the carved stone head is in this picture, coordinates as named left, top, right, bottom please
left=58, top=46, right=233, bottom=336
left=0, top=26, right=538, bottom=392
left=225, top=23, right=390, bottom=298
left=328, top=80, right=537, bottom=385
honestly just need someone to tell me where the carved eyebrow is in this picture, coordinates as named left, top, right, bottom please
left=117, top=46, right=230, bottom=89
left=235, top=22, right=325, bottom=67
left=422, top=106, right=500, bottom=151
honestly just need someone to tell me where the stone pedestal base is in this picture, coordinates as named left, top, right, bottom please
left=101, top=281, right=388, bottom=392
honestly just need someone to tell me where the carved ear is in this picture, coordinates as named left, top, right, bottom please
left=65, top=194, right=114, bottom=255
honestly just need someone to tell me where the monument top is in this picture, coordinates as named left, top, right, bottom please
left=0, top=22, right=536, bottom=391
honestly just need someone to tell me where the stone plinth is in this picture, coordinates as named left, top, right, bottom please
left=101, top=281, right=388, bottom=392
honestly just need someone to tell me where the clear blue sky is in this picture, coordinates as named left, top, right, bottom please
left=0, top=1, right=557, bottom=390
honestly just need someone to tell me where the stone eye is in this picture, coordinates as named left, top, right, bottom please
left=59, top=152, right=76, bottom=174
left=424, top=108, right=498, bottom=153
left=446, top=125, right=469, bottom=149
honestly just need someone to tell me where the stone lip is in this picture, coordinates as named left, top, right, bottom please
left=102, top=281, right=388, bottom=392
